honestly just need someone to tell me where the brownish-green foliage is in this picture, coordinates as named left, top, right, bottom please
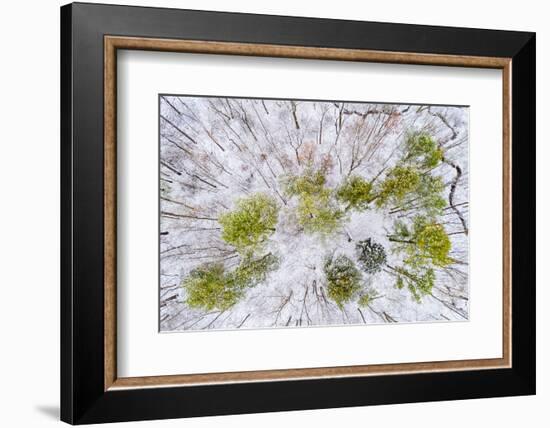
left=324, top=255, right=362, bottom=308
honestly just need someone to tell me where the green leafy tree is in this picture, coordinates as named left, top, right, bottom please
left=358, top=288, right=378, bottom=307
left=324, top=255, right=362, bottom=308
left=388, top=174, right=446, bottom=217
left=388, top=216, right=451, bottom=302
left=404, top=132, right=443, bottom=169
left=183, top=253, right=280, bottom=311
left=356, top=238, right=387, bottom=274
left=374, top=133, right=446, bottom=215
left=375, top=166, right=421, bottom=208
left=284, top=168, right=343, bottom=235
left=390, top=216, right=452, bottom=268
left=413, top=218, right=451, bottom=267
left=336, top=175, right=374, bottom=211
left=296, top=192, right=343, bottom=234
left=391, top=220, right=411, bottom=241
left=393, top=265, right=435, bottom=303
left=182, top=263, right=243, bottom=311
left=219, top=193, right=279, bottom=252
left=414, top=175, right=447, bottom=217
left=284, top=168, right=326, bottom=196
left=232, top=252, right=280, bottom=288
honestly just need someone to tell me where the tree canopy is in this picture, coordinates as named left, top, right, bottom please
left=183, top=253, right=280, bottom=311
left=336, top=175, right=374, bottom=211
left=404, top=132, right=444, bottom=169
left=324, top=255, right=363, bottom=308
left=219, top=193, right=279, bottom=252
left=356, top=238, right=387, bottom=274
left=284, top=168, right=343, bottom=235
left=183, top=263, right=243, bottom=311
left=375, top=166, right=421, bottom=208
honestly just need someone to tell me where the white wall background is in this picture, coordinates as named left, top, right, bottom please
left=0, top=0, right=545, bottom=427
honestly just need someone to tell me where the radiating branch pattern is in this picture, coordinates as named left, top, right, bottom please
left=159, top=96, right=469, bottom=331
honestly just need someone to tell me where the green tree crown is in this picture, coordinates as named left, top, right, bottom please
left=182, top=263, right=243, bottom=311
left=183, top=253, right=280, bottom=311
left=415, top=175, right=447, bottom=216
left=219, top=193, right=279, bottom=252
left=284, top=167, right=326, bottom=196
left=411, top=217, right=452, bottom=267
left=404, top=133, right=443, bottom=169
left=284, top=169, right=343, bottom=235
left=324, top=255, right=362, bottom=308
left=391, top=216, right=451, bottom=267
left=296, top=191, right=343, bottom=234
left=358, top=288, right=378, bottom=308
left=388, top=216, right=451, bottom=301
left=232, top=252, right=280, bottom=288
left=393, top=265, right=435, bottom=303
left=336, top=175, right=374, bottom=211
left=375, top=166, right=421, bottom=208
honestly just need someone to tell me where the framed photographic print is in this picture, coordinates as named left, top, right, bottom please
left=60, top=2, right=536, bottom=424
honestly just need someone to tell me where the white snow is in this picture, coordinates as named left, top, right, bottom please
left=159, top=96, right=469, bottom=331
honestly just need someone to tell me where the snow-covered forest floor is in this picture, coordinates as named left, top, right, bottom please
left=159, top=95, right=469, bottom=332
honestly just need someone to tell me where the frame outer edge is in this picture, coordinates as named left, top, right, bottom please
left=510, top=33, right=536, bottom=392
left=63, top=3, right=536, bottom=423
left=60, top=3, right=75, bottom=424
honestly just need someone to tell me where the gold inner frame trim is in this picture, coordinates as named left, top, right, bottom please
left=104, top=35, right=512, bottom=391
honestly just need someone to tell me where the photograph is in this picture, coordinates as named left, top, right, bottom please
left=159, top=95, right=470, bottom=332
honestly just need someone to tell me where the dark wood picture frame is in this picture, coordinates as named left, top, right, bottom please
left=61, top=2, right=536, bottom=424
